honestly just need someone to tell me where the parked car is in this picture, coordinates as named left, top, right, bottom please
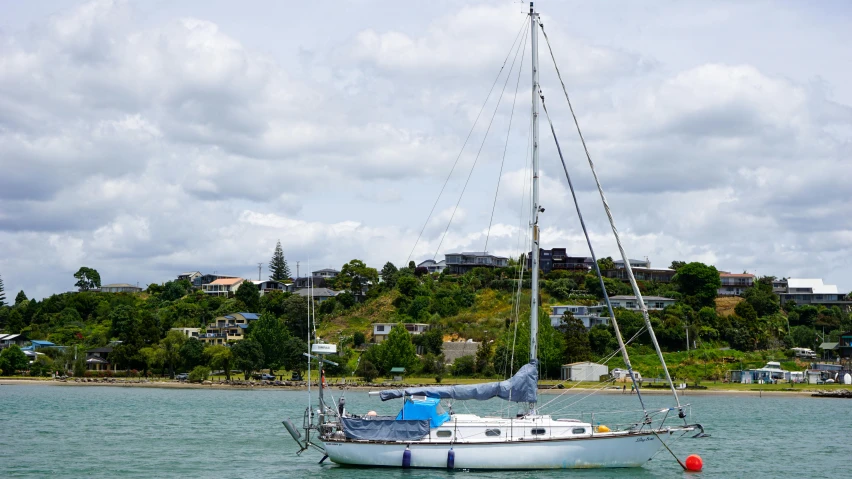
left=291, top=372, right=303, bottom=381
left=260, top=373, right=275, bottom=381
left=175, top=373, right=188, bottom=381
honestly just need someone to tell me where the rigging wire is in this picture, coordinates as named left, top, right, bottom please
left=405, top=16, right=529, bottom=266
left=432, top=21, right=530, bottom=260
left=483, top=26, right=528, bottom=253
left=536, top=18, right=683, bottom=413
left=536, top=88, right=648, bottom=416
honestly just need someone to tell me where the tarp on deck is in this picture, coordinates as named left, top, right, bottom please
left=378, top=360, right=538, bottom=403
left=340, top=417, right=430, bottom=441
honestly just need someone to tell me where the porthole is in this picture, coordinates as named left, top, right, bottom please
left=485, top=429, right=501, bottom=437
left=572, top=428, right=586, bottom=434
left=530, top=428, right=546, bottom=435
left=436, top=430, right=452, bottom=438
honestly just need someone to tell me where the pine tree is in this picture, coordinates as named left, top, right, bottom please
left=268, top=240, right=291, bottom=281
left=0, top=273, right=6, bottom=306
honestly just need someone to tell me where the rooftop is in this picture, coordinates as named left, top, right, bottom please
left=208, top=277, right=245, bottom=286
left=719, top=273, right=755, bottom=278
left=295, top=287, right=339, bottom=297
left=786, top=278, right=839, bottom=294
left=101, top=283, right=139, bottom=288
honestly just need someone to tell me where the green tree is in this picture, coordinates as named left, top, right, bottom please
left=559, top=314, right=591, bottom=364
left=235, top=281, right=260, bottom=311
left=734, top=300, right=758, bottom=322
left=673, top=262, right=721, bottom=309
left=259, top=290, right=291, bottom=318
left=248, top=312, right=289, bottom=371
left=282, top=295, right=311, bottom=339
left=588, top=324, right=614, bottom=356
left=205, top=345, right=233, bottom=380
left=597, top=257, right=616, bottom=271
left=188, top=366, right=210, bottom=382
left=232, top=339, right=265, bottom=380
left=268, top=240, right=291, bottom=281
left=179, top=337, right=205, bottom=371
left=380, top=262, right=399, bottom=288
left=788, top=325, right=817, bottom=349
left=281, top=337, right=309, bottom=374
left=452, top=355, right=475, bottom=376
left=378, top=323, right=418, bottom=373
left=336, top=259, right=379, bottom=301
left=73, top=267, right=101, bottom=291
left=743, top=278, right=780, bottom=317
left=161, top=281, right=188, bottom=302
left=140, top=346, right=166, bottom=376
left=161, top=330, right=187, bottom=378
left=0, top=344, right=28, bottom=375
left=353, top=332, right=366, bottom=347
left=669, top=261, right=687, bottom=271
left=356, top=358, right=379, bottom=382
left=15, top=290, right=28, bottom=305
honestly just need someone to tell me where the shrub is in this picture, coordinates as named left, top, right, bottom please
left=452, top=355, right=475, bottom=376
left=353, top=332, right=366, bottom=348
left=189, top=366, right=211, bottom=383
left=356, top=359, right=379, bottom=382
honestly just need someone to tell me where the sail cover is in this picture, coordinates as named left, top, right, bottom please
left=340, top=417, right=430, bottom=441
left=379, top=360, right=538, bottom=403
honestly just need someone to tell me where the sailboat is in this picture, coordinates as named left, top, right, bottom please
left=283, top=3, right=704, bottom=469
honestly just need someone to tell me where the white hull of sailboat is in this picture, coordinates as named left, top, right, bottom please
left=322, top=433, right=663, bottom=469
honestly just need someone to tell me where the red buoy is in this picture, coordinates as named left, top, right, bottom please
left=685, top=454, right=703, bottom=472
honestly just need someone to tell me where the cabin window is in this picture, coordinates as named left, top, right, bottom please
left=436, top=430, right=452, bottom=438
left=572, top=428, right=586, bottom=434
left=485, top=429, right=501, bottom=437
left=530, top=428, right=546, bottom=435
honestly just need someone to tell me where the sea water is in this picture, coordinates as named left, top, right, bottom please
left=1, top=384, right=849, bottom=478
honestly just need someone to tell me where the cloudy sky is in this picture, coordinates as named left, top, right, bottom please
left=1, top=0, right=850, bottom=300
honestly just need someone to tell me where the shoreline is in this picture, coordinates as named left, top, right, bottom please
left=2, top=378, right=839, bottom=396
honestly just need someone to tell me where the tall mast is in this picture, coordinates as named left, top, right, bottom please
left=529, top=1, right=540, bottom=365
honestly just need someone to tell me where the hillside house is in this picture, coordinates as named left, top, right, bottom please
left=372, top=323, right=430, bottom=342
left=199, top=313, right=260, bottom=346
left=444, top=252, right=508, bottom=274
left=527, top=248, right=593, bottom=274
left=717, top=272, right=755, bottom=296
left=202, top=277, right=247, bottom=296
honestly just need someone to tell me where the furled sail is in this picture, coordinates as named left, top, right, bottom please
left=378, top=360, right=538, bottom=403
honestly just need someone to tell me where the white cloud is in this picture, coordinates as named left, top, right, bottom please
left=0, top=0, right=850, bottom=299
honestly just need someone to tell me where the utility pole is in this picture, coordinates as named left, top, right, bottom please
left=257, top=263, right=262, bottom=281
left=297, top=261, right=300, bottom=279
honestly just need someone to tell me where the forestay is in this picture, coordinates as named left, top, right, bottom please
left=378, top=360, right=538, bottom=403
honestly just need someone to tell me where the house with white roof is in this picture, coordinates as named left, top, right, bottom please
left=774, top=278, right=851, bottom=309
left=417, top=259, right=447, bottom=274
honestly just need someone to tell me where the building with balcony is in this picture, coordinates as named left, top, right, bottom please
left=202, top=277, right=247, bottom=296
left=549, top=305, right=609, bottom=329
left=444, top=252, right=508, bottom=274
left=171, top=328, right=200, bottom=339
left=603, top=267, right=676, bottom=283
left=199, top=312, right=260, bottom=346
left=527, top=248, right=594, bottom=274
left=99, top=283, right=143, bottom=293
left=614, top=258, right=651, bottom=269
left=604, top=295, right=675, bottom=311
left=251, top=280, right=292, bottom=295
left=372, top=323, right=430, bottom=342
left=773, top=278, right=851, bottom=309
left=717, top=272, right=755, bottom=296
